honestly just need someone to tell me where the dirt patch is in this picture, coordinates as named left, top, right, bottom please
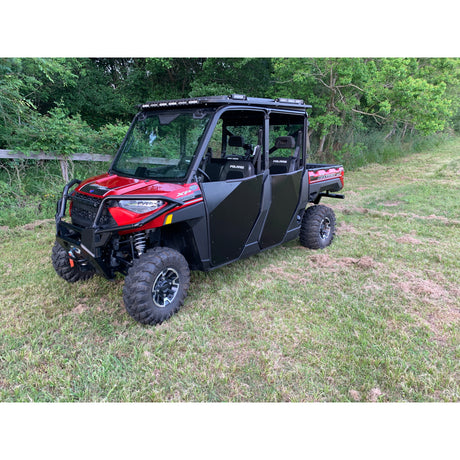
left=396, top=275, right=451, bottom=301
left=261, top=262, right=308, bottom=285
left=72, top=303, right=88, bottom=314
left=368, top=387, right=384, bottom=402
left=341, top=207, right=369, bottom=215
left=425, top=304, right=460, bottom=346
left=22, top=219, right=53, bottom=230
left=396, top=235, right=423, bottom=245
left=382, top=201, right=404, bottom=207
left=337, top=222, right=359, bottom=235
left=390, top=270, right=460, bottom=343
left=349, top=389, right=361, bottom=401
left=337, top=205, right=460, bottom=226
left=309, top=253, right=379, bottom=270
left=308, top=253, right=336, bottom=268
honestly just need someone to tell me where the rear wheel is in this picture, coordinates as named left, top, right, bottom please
left=51, top=241, right=95, bottom=282
left=299, top=205, right=336, bottom=249
left=123, top=247, right=190, bottom=325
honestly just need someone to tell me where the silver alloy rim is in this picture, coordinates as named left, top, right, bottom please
left=152, top=268, right=180, bottom=308
left=319, top=217, right=331, bottom=240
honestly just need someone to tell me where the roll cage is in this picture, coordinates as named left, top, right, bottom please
left=110, top=95, right=311, bottom=185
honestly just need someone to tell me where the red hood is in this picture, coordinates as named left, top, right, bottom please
left=77, top=173, right=197, bottom=200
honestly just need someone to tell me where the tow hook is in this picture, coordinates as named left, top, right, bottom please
left=68, top=247, right=88, bottom=267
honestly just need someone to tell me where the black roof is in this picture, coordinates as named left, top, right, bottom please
left=140, top=94, right=312, bottom=111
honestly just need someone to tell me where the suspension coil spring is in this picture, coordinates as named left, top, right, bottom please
left=133, top=232, right=147, bottom=256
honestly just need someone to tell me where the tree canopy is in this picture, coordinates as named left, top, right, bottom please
left=1, top=57, right=458, bottom=161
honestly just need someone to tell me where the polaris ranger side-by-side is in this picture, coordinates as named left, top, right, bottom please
left=53, top=95, right=344, bottom=325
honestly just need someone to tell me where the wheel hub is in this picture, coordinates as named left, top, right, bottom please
left=319, top=217, right=331, bottom=240
left=152, top=268, right=180, bottom=308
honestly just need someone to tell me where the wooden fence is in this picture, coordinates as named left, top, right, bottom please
left=0, top=150, right=113, bottom=181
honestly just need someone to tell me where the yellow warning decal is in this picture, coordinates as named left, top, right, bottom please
left=164, top=214, right=173, bottom=225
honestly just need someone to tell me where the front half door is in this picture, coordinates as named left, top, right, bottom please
left=201, top=174, right=263, bottom=266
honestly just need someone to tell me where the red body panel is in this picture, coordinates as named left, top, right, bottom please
left=75, top=173, right=202, bottom=229
left=77, top=173, right=191, bottom=198
left=308, top=166, right=344, bottom=187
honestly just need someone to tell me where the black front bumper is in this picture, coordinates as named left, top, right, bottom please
left=56, top=221, right=115, bottom=278
left=54, top=179, right=185, bottom=279
left=55, top=179, right=116, bottom=278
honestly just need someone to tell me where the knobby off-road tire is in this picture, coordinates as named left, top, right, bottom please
left=51, top=241, right=95, bottom=282
left=123, top=247, right=190, bottom=325
left=299, top=205, right=336, bottom=249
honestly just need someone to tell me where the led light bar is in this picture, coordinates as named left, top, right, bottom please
left=141, top=99, right=201, bottom=109
left=276, top=97, right=305, bottom=105
left=230, top=94, right=247, bottom=100
left=139, top=95, right=311, bottom=110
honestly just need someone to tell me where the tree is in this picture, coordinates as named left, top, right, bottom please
left=187, top=58, right=273, bottom=97
left=272, top=58, right=459, bottom=157
left=363, top=58, right=456, bottom=139
left=2, top=57, right=458, bottom=163
left=273, top=58, right=374, bottom=154
left=0, top=58, right=78, bottom=148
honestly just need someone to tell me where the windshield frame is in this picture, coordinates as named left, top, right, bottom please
left=110, top=107, right=216, bottom=183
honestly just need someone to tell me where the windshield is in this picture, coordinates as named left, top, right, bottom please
left=112, top=109, right=213, bottom=181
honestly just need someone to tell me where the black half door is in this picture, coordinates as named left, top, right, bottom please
left=201, top=175, right=263, bottom=266
left=259, top=170, right=303, bottom=249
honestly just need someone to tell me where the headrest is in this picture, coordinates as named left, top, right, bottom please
left=228, top=136, right=245, bottom=147
left=274, top=136, right=296, bottom=149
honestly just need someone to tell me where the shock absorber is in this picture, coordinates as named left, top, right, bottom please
left=132, top=232, right=147, bottom=256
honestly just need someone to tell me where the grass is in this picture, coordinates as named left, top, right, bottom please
left=0, top=139, right=459, bottom=402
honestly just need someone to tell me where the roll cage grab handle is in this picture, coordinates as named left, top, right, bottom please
left=56, top=179, right=185, bottom=233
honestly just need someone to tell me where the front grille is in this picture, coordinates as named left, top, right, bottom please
left=70, top=192, right=116, bottom=228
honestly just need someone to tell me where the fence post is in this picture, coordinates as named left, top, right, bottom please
left=59, top=159, right=69, bottom=182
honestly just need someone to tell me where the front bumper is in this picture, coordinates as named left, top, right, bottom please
left=54, top=179, right=185, bottom=279
left=55, top=179, right=116, bottom=278
left=56, top=221, right=114, bottom=278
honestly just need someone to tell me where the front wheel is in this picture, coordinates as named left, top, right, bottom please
left=299, top=205, right=336, bottom=249
left=122, top=247, right=190, bottom=325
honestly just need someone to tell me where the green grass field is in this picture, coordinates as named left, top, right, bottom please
left=0, top=139, right=459, bottom=402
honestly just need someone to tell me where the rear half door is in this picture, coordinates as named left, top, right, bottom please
left=260, top=111, right=306, bottom=249
left=259, top=170, right=302, bottom=248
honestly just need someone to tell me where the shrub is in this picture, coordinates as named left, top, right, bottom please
left=11, top=106, right=128, bottom=157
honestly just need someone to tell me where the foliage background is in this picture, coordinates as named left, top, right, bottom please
left=1, top=57, right=459, bottom=162
left=0, top=57, right=458, bottom=226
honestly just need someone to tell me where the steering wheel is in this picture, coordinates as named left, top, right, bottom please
left=197, top=167, right=211, bottom=182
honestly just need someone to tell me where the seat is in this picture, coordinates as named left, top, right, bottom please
left=269, top=157, right=294, bottom=174
left=219, top=160, right=255, bottom=181
left=269, top=135, right=300, bottom=174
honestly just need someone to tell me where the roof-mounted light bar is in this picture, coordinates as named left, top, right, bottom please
left=141, top=99, right=200, bottom=109
left=275, top=97, right=305, bottom=105
left=140, top=95, right=310, bottom=110
left=230, top=94, right=247, bottom=100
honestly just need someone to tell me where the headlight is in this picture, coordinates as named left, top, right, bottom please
left=118, top=199, right=165, bottom=214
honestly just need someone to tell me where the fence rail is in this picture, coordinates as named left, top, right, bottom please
left=0, top=150, right=113, bottom=181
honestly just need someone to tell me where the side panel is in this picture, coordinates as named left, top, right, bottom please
left=259, top=170, right=303, bottom=249
left=201, top=175, right=263, bottom=266
left=307, top=165, right=344, bottom=203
